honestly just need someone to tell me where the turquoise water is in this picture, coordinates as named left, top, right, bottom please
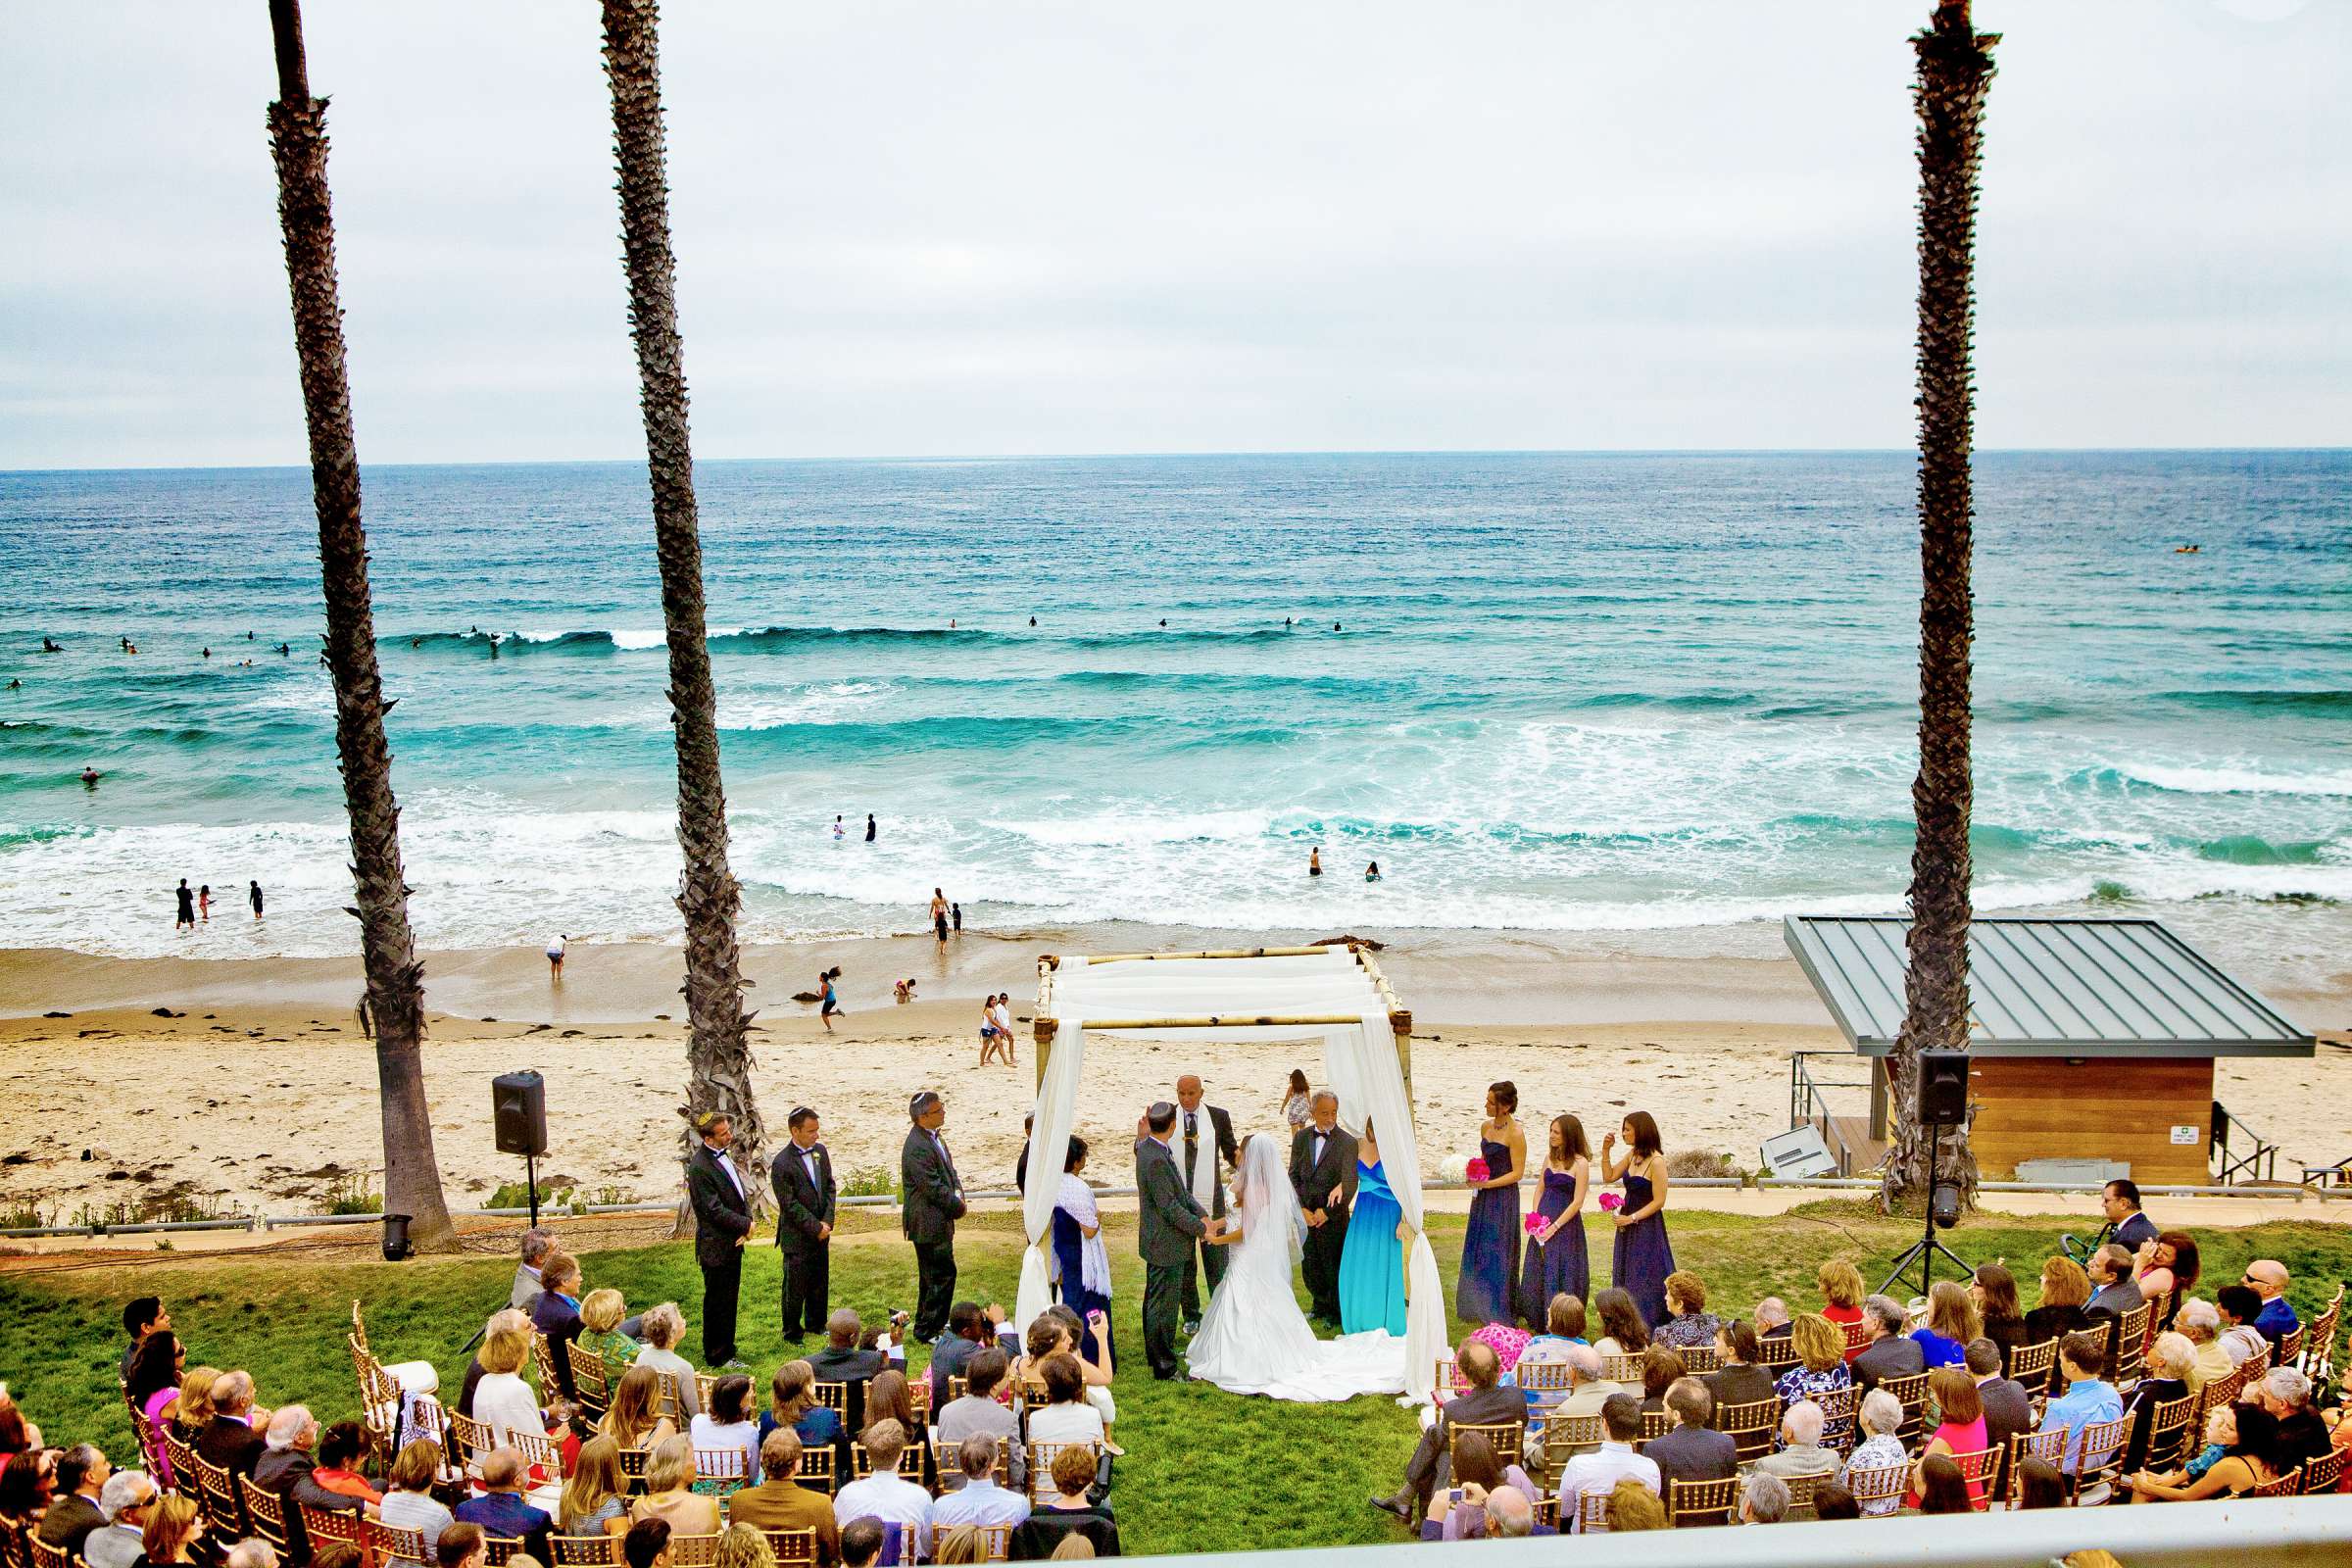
left=1, top=452, right=2346, bottom=982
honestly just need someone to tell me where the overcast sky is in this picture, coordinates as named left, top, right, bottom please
left=3, top=1, right=2345, bottom=467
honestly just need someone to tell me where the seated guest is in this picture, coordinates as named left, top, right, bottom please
left=2085, top=1244, right=2145, bottom=1322
left=929, top=1302, right=1006, bottom=1411
left=1843, top=1390, right=1909, bottom=1517
left=633, top=1304, right=703, bottom=1420
left=622, top=1519, right=672, bottom=1568
left=757, top=1360, right=840, bottom=1459
left=199, top=1370, right=268, bottom=1479
left=578, top=1289, right=642, bottom=1374
left=1817, top=1261, right=1866, bottom=1356
left=1026, top=1354, right=1104, bottom=1448
left=2119, top=1334, right=2195, bottom=1472
left=1604, top=1477, right=1667, bottom=1533
left=836, top=1519, right=881, bottom=1568
left=2024, top=1256, right=2094, bottom=1347
left=1905, top=1369, right=1986, bottom=1508
left=2038, top=1331, right=2123, bottom=1474
left=1703, top=1321, right=1777, bottom=1418
left=559, top=1436, right=631, bottom=1539
left=1021, top=1308, right=1118, bottom=1452
left=723, top=1430, right=838, bottom=1565
left=860, top=1371, right=919, bottom=1450
left=120, top=1298, right=170, bottom=1386
left=808, top=1310, right=885, bottom=1430
left=0, top=1387, right=40, bottom=1455
left=1969, top=1264, right=2029, bottom=1371
left=126, top=1334, right=187, bottom=1484
left=2127, top=1402, right=2278, bottom=1502
left=1591, top=1289, right=1648, bottom=1358
left=1753, top=1298, right=1792, bottom=1341
left=379, top=1439, right=457, bottom=1550
left=1775, top=1314, right=1853, bottom=1408
left=34, top=1446, right=109, bottom=1556
left=934, top=1350, right=1023, bottom=1493
left=632, top=1436, right=722, bottom=1537
left=1550, top=1343, right=1625, bottom=1421
left=832, top=1421, right=931, bottom=1562
left=312, top=1422, right=381, bottom=1505
left=1514, top=1294, right=1589, bottom=1410
left=1557, top=1395, right=1660, bottom=1531
left=691, top=1376, right=762, bottom=1487
left=1368, top=1341, right=1522, bottom=1520
left=513, top=1228, right=557, bottom=1309
left=1642, top=1378, right=1736, bottom=1519
left=1912, top=1453, right=1972, bottom=1515
left=1740, top=1471, right=1789, bottom=1525
left=254, top=1406, right=362, bottom=1559
left=934, top=1525, right=986, bottom=1565
left=1416, top=1431, right=1533, bottom=1542
left=2215, top=1286, right=2271, bottom=1366
left=1007, top=1446, right=1117, bottom=1560
left=1481, top=1485, right=1548, bottom=1539
left=1965, top=1339, right=2031, bottom=1456
left=2244, top=1260, right=2299, bottom=1348
left=2175, top=1298, right=2233, bottom=1394
left=136, top=1495, right=205, bottom=1568
left=2015, top=1455, right=2067, bottom=1509
left=2256, top=1366, right=2331, bottom=1474
left=1751, top=1400, right=1840, bottom=1483
left=166, top=1367, right=217, bottom=1446
left=930, top=1437, right=1029, bottom=1532
left=1910, top=1281, right=1979, bottom=1370
left=531, top=1253, right=586, bottom=1400
left=84, top=1470, right=158, bottom=1568
left=454, top=1447, right=554, bottom=1560
left=602, top=1364, right=680, bottom=1454
left=1649, top=1272, right=1721, bottom=1350
left=436, top=1522, right=486, bottom=1568
left=1850, top=1297, right=1924, bottom=1393
left=2132, top=1232, right=2200, bottom=1311
left=460, top=1309, right=531, bottom=1418
left=1638, top=1347, right=1683, bottom=1414
left=1809, top=1481, right=1859, bottom=1521
left=473, top=1314, right=555, bottom=1450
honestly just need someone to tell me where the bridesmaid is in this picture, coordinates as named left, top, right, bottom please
left=1517, top=1113, right=1591, bottom=1324
left=1603, top=1109, right=1675, bottom=1328
left=1455, top=1081, right=1525, bottom=1325
left=1338, top=1116, right=1409, bottom=1337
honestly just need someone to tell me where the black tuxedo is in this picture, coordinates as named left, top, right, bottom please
left=772, top=1140, right=838, bottom=1339
left=1175, top=1102, right=1239, bottom=1320
left=1289, top=1122, right=1359, bottom=1322
left=902, top=1123, right=967, bottom=1339
left=686, top=1141, right=755, bottom=1364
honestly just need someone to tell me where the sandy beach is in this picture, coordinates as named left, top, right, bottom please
left=3, top=937, right=2346, bottom=1224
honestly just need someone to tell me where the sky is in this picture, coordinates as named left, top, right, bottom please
left=2, top=0, right=2346, bottom=467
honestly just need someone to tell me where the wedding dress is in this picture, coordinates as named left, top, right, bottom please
left=1185, top=1134, right=1407, bottom=1401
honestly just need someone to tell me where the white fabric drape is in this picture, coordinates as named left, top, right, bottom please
left=1014, top=1011, right=1084, bottom=1339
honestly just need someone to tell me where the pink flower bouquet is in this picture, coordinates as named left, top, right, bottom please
left=1465, top=1157, right=1491, bottom=1183
left=1523, top=1212, right=1547, bottom=1236
left=1597, top=1192, right=1624, bottom=1212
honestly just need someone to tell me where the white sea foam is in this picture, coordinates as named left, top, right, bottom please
left=2119, top=762, right=2352, bottom=799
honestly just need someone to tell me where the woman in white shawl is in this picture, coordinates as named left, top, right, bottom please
left=1185, top=1133, right=1407, bottom=1401
left=1050, top=1136, right=1114, bottom=1360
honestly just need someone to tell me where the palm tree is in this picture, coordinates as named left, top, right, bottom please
left=1884, top=0, right=1997, bottom=1214
left=265, top=0, right=455, bottom=1250
left=599, top=0, right=768, bottom=1216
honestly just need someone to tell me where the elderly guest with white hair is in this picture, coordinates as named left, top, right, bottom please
left=195, top=1369, right=269, bottom=1479
left=1740, top=1471, right=1791, bottom=1525
left=2258, top=1366, right=2332, bottom=1474
left=1843, top=1389, right=1908, bottom=1516
left=1753, top=1298, right=1792, bottom=1340
left=1750, top=1400, right=1840, bottom=1482
left=222, top=1542, right=279, bottom=1568
left=2175, top=1298, right=2233, bottom=1394
left=83, top=1470, right=159, bottom=1568
left=253, top=1404, right=365, bottom=1559
left=2120, top=1334, right=2196, bottom=1472
left=1555, top=1341, right=1627, bottom=1418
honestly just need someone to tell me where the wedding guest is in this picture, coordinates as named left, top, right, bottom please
left=601, top=1364, right=681, bottom=1453
left=1851, top=1297, right=1924, bottom=1392
left=1844, top=1390, right=1909, bottom=1516
left=635, top=1304, right=704, bottom=1419
left=1455, top=1082, right=1524, bottom=1325
left=1970, top=1263, right=2029, bottom=1371
left=2175, top=1298, right=2233, bottom=1394
left=1552, top=1343, right=1626, bottom=1419
left=1638, top=1347, right=1684, bottom=1413
left=1007, top=1446, right=1117, bottom=1559
left=2119, top=1333, right=2194, bottom=1472
left=1810, top=1481, right=1859, bottom=1521
left=135, top=1494, right=205, bottom=1568
left=1514, top=1295, right=1589, bottom=1411
left=1649, top=1272, right=1721, bottom=1350
left=1910, top=1281, right=1980, bottom=1370
left=2015, top=1455, right=2067, bottom=1509
left=1751, top=1401, right=1839, bottom=1484
left=578, top=1291, right=641, bottom=1374
left=35, top=1446, right=109, bottom=1557
left=531, top=1253, right=586, bottom=1399
left=84, top=1471, right=157, bottom=1568
left=2244, top=1260, right=2300, bottom=1348
left=126, top=1334, right=187, bottom=1485
left=2085, top=1245, right=2145, bottom=1322
left=935, top=1350, right=1024, bottom=1491
left=631, top=1438, right=721, bottom=1536
left=1913, top=1454, right=1972, bottom=1515
left=459, top=1309, right=527, bottom=1418
left=2132, top=1232, right=2200, bottom=1314
left=473, top=1315, right=554, bottom=1449
left=2215, top=1286, right=2271, bottom=1365
left=724, top=1431, right=838, bottom=1565
left=1753, top=1298, right=1793, bottom=1341
left=1905, top=1369, right=1986, bottom=1507
left=759, top=1360, right=840, bottom=1469
left=197, top=1369, right=267, bottom=1480
left=1740, top=1471, right=1789, bottom=1525
left=1604, top=1478, right=1667, bottom=1533
left=836, top=1520, right=880, bottom=1568
left=453, top=1448, right=554, bottom=1560
left=930, top=1438, right=1029, bottom=1532
left=119, top=1298, right=170, bottom=1385
left=2256, top=1366, right=2331, bottom=1474
left=1643, top=1378, right=1737, bottom=1513
left=1053, top=1142, right=1115, bottom=1357
left=1775, top=1314, right=1853, bottom=1408
left=1025, top=1355, right=1104, bottom=1462
left=1518, top=1114, right=1592, bottom=1320
left=511, top=1229, right=557, bottom=1309
left=832, top=1421, right=930, bottom=1562
left=2127, top=1402, right=2278, bottom=1503
left=1816, top=1261, right=1866, bottom=1358
left=623, top=1519, right=672, bottom=1568
left=559, top=1437, right=630, bottom=1538
left=1703, top=1321, right=1777, bottom=1417
left=2024, top=1256, right=2094, bottom=1347
left=1416, top=1431, right=1533, bottom=1542
left=379, top=1440, right=456, bottom=1550
left=1601, top=1111, right=1674, bottom=1329
left=2038, top=1331, right=2123, bottom=1474
left=436, top=1522, right=486, bottom=1568
left=1368, top=1341, right=1520, bottom=1520
left=1556, top=1396, right=1660, bottom=1532
left=1592, top=1289, right=1648, bottom=1358
left=1966, top=1339, right=2032, bottom=1456
left=691, top=1376, right=762, bottom=1488
left=929, top=1303, right=995, bottom=1412
left=253, top=1407, right=363, bottom=1557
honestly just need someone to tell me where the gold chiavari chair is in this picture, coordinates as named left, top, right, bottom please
left=1717, top=1397, right=1781, bottom=1464
left=550, top=1538, right=619, bottom=1567
left=762, top=1531, right=819, bottom=1567
left=1666, top=1475, right=1739, bottom=1527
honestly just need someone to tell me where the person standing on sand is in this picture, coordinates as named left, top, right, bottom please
left=198, top=885, right=212, bottom=921
left=991, top=996, right=1016, bottom=1068
left=547, top=935, right=566, bottom=982
left=249, top=879, right=265, bottom=919
left=978, top=995, right=1004, bottom=1066
left=174, top=878, right=196, bottom=930
left=931, top=890, right=951, bottom=953
left=865, top=814, right=876, bottom=843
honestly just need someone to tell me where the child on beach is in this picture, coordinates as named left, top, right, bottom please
left=979, top=993, right=1008, bottom=1065
left=894, top=977, right=917, bottom=1003
left=819, top=967, right=844, bottom=1031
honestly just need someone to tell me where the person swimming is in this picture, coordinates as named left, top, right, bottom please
left=1365, top=861, right=1382, bottom=881
left=41, top=637, right=61, bottom=653
left=1308, top=846, right=1323, bottom=877
left=80, top=766, right=102, bottom=788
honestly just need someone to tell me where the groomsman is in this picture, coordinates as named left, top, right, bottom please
left=685, top=1109, right=754, bottom=1369
left=771, top=1105, right=837, bottom=1343
left=1173, top=1074, right=1239, bottom=1333
left=1289, top=1092, right=1358, bottom=1326
left=902, top=1091, right=967, bottom=1342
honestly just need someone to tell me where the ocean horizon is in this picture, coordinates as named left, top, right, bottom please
left=3, top=450, right=2346, bottom=994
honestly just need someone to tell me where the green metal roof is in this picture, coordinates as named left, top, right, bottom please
left=1783, top=914, right=2315, bottom=1058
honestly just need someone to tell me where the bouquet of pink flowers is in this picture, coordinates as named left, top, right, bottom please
left=1597, top=1192, right=1624, bottom=1213
left=1465, top=1157, right=1491, bottom=1183
left=1523, top=1212, right=1547, bottom=1236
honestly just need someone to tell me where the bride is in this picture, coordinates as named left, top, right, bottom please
left=1186, top=1132, right=1407, bottom=1401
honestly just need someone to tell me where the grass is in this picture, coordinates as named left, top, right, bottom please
left=3, top=1201, right=2347, bottom=1555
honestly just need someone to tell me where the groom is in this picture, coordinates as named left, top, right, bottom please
left=1136, top=1101, right=1219, bottom=1380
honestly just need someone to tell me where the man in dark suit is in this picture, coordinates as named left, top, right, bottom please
left=772, top=1104, right=837, bottom=1343
left=199, top=1369, right=268, bottom=1477
left=1371, top=1340, right=1522, bottom=1519
left=902, top=1091, right=967, bottom=1342
left=34, top=1446, right=109, bottom=1557
left=685, top=1109, right=756, bottom=1369
left=809, top=1306, right=888, bottom=1431
left=1172, top=1074, right=1240, bottom=1334
left=1851, top=1295, right=1925, bottom=1392
left=1967, top=1338, right=2032, bottom=1454
left=1288, top=1091, right=1359, bottom=1325
left=1135, top=1102, right=1214, bottom=1379
left=530, top=1252, right=584, bottom=1398
left=453, top=1449, right=554, bottom=1561
left=1644, top=1379, right=1739, bottom=1522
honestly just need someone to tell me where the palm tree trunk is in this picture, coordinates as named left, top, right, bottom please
left=265, top=0, right=455, bottom=1250
left=600, top=0, right=767, bottom=1227
left=1884, top=0, right=1997, bottom=1214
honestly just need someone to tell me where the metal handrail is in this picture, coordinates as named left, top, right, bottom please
left=2213, top=1101, right=2279, bottom=1186
left=1789, top=1050, right=1875, bottom=1176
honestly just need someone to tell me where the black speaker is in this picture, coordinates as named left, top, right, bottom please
left=1918, top=1050, right=1969, bottom=1126
left=493, top=1070, right=547, bottom=1156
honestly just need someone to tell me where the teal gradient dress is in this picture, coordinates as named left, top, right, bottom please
left=1339, top=1157, right=1408, bottom=1336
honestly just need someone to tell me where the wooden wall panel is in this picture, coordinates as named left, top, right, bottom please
left=1966, top=1055, right=2213, bottom=1185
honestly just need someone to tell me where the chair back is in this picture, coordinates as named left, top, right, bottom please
left=1530, top=1494, right=1559, bottom=1532
left=567, top=1342, right=612, bottom=1417
left=2004, top=1428, right=2069, bottom=1505
left=2144, top=1393, right=2197, bottom=1473
left=1845, top=1460, right=1909, bottom=1513
left=934, top=1435, right=1013, bottom=1489
left=162, top=1430, right=197, bottom=1494
left=449, top=1410, right=496, bottom=1480
left=25, top=1539, right=68, bottom=1568
left=694, top=1445, right=752, bottom=1494
left=551, top=1538, right=620, bottom=1567
left=1945, top=1446, right=2000, bottom=1510
left=850, top=1443, right=924, bottom=1483
left=1676, top=1345, right=1721, bottom=1374
left=1757, top=1336, right=1800, bottom=1375
left=1513, top=1361, right=1571, bottom=1395
left=191, top=1455, right=240, bottom=1538
left=2069, top=1415, right=2136, bottom=1507
left=2303, top=1448, right=2344, bottom=1496
left=1599, top=1353, right=1645, bottom=1385
left=2009, top=1337, right=2058, bottom=1390
left=696, top=1373, right=719, bottom=1414
left=1026, top=1441, right=1101, bottom=1503
left=618, top=1447, right=652, bottom=1485
left=300, top=1502, right=365, bottom=1555
left=947, top=1376, right=969, bottom=1404
left=1448, top=1422, right=1525, bottom=1470
left=2278, top=1324, right=2306, bottom=1365
left=977, top=1525, right=1013, bottom=1562
left=665, top=1534, right=724, bottom=1567
left=513, top=1428, right=567, bottom=1484
left=1810, top=1384, right=1858, bottom=1453
left=364, top=1519, right=430, bottom=1568
left=2113, top=1304, right=2153, bottom=1383
left=1574, top=1488, right=1611, bottom=1533
left=533, top=1332, right=566, bottom=1396
left=1882, top=1370, right=1931, bottom=1440
left=812, top=1381, right=850, bottom=1414
left=1716, top=1397, right=1780, bottom=1463
left=1840, top=1319, right=1874, bottom=1360
left=795, top=1446, right=836, bottom=1494
left=656, top=1371, right=688, bottom=1422
left=1634, top=1408, right=1675, bottom=1447
left=763, top=1530, right=821, bottom=1566
left=351, top=1298, right=372, bottom=1355
left=1542, top=1412, right=1603, bottom=1469
left=1666, top=1475, right=1738, bottom=1527
left=2251, top=1464, right=2304, bottom=1498
left=238, top=1476, right=289, bottom=1551
left=483, top=1535, right=530, bottom=1567
left=1778, top=1469, right=1822, bottom=1519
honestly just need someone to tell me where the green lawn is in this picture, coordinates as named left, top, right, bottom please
left=4, top=1202, right=2346, bottom=1555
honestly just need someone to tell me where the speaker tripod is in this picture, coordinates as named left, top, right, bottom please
left=1880, top=1121, right=1972, bottom=1298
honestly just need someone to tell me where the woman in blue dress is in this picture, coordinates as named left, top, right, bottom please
left=1050, top=1137, right=1114, bottom=1362
left=1455, top=1081, right=1525, bottom=1325
left=1603, top=1109, right=1675, bottom=1329
left=1517, top=1112, right=1592, bottom=1325
left=1338, top=1116, right=1409, bottom=1336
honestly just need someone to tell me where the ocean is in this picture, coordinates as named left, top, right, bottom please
left=2, top=451, right=2346, bottom=991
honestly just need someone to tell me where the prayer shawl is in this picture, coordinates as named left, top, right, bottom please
left=1054, top=1173, right=1113, bottom=1298
left=1182, top=1106, right=1221, bottom=1223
